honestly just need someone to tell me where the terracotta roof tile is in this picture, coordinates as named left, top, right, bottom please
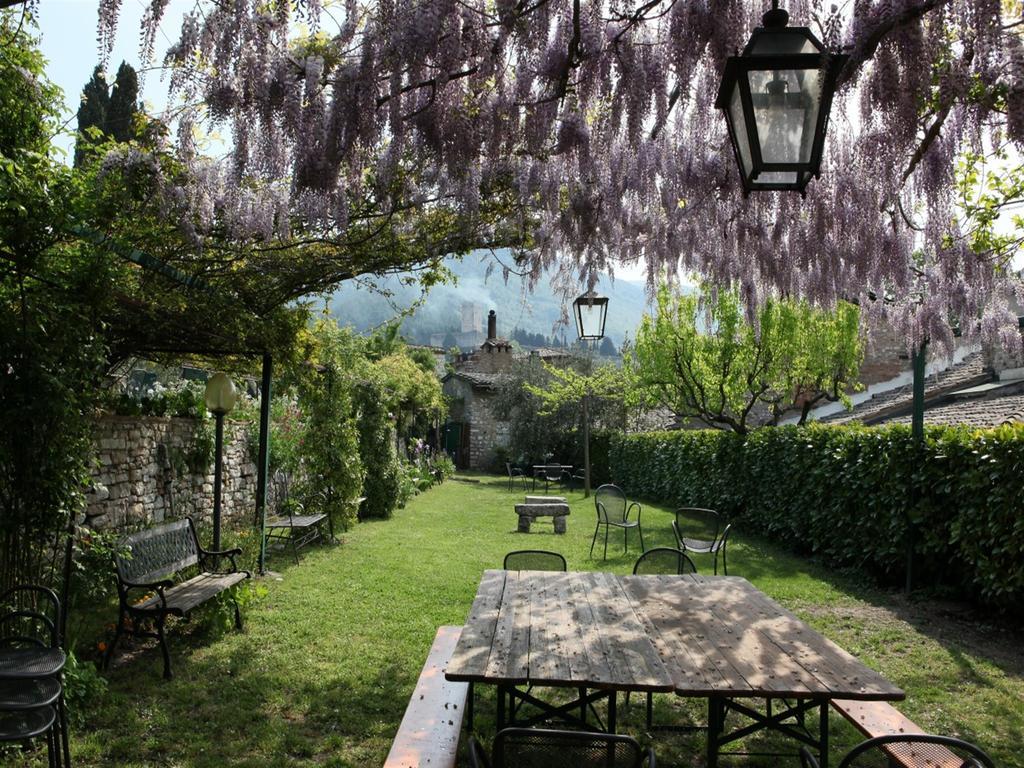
left=885, top=393, right=1024, bottom=428
left=822, top=352, right=990, bottom=425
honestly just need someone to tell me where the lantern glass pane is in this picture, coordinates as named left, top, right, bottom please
left=576, top=302, right=605, bottom=338
left=728, top=84, right=753, bottom=178
left=747, top=66, right=822, bottom=165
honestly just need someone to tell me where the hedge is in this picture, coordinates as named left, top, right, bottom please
left=609, top=423, right=1024, bottom=608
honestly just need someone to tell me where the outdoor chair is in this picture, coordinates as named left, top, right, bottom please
left=800, top=734, right=995, bottom=768
left=469, top=727, right=656, bottom=768
left=534, top=464, right=569, bottom=493
left=503, top=550, right=567, bottom=572
left=590, top=484, right=644, bottom=560
left=506, top=463, right=527, bottom=492
left=632, top=548, right=698, bottom=575
left=672, top=517, right=732, bottom=575
left=0, top=584, right=70, bottom=768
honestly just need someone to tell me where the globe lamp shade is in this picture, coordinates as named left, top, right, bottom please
left=715, top=4, right=847, bottom=194
left=573, top=293, right=609, bottom=341
left=204, top=372, right=237, bottom=415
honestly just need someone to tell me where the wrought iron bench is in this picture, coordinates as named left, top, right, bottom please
left=263, top=471, right=332, bottom=564
left=104, top=517, right=250, bottom=679
left=383, top=626, right=468, bottom=768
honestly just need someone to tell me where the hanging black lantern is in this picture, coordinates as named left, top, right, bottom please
left=573, top=292, right=608, bottom=341
left=715, top=0, right=848, bottom=194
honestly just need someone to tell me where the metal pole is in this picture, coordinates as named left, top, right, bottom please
left=906, top=340, right=928, bottom=593
left=583, top=390, right=592, bottom=498
left=256, top=353, right=273, bottom=575
left=213, top=411, right=225, bottom=553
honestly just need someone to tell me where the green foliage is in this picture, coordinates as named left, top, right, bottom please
left=62, top=651, right=108, bottom=727
left=629, top=285, right=863, bottom=433
left=289, top=322, right=365, bottom=530
left=955, top=150, right=1024, bottom=266
left=610, top=424, right=1024, bottom=607
left=494, top=357, right=627, bottom=466
left=0, top=13, right=111, bottom=590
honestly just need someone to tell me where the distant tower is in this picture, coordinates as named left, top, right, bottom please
left=461, top=301, right=484, bottom=333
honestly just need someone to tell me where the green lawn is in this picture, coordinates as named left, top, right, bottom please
left=19, top=473, right=1023, bottom=767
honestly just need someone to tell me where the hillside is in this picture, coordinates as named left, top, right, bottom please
left=328, top=251, right=652, bottom=348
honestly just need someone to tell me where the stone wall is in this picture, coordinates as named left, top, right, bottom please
left=465, top=391, right=510, bottom=470
left=442, top=377, right=511, bottom=470
left=860, top=324, right=910, bottom=386
left=85, top=415, right=262, bottom=533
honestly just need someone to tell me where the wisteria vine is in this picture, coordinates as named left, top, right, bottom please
left=94, top=0, right=1024, bottom=352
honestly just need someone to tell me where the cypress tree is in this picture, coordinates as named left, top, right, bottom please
left=74, top=66, right=109, bottom=167
left=106, top=61, right=139, bottom=142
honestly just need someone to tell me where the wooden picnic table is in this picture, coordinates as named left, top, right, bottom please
left=446, top=570, right=904, bottom=768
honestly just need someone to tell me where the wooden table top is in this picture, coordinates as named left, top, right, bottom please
left=445, top=570, right=904, bottom=702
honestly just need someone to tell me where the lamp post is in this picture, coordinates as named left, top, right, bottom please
left=204, top=372, right=237, bottom=553
left=572, top=293, right=609, bottom=498
left=715, top=0, right=848, bottom=194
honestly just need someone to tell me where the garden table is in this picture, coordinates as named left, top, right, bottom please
left=445, top=570, right=904, bottom=768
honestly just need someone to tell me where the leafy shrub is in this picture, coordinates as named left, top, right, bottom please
left=62, top=651, right=107, bottom=727
left=610, top=423, right=1024, bottom=608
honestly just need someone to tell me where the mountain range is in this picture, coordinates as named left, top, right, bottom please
left=328, top=251, right=653, bottom=348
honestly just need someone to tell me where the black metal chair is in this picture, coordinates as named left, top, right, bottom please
left=532, top=464, right=568, bottom=494
left=590, top=484, right=644, bottom=559
left=469, top=727, right=656, bottom=768
left=672, top=517, right=732, bottom=575
left=506, top=463, right=527, bottom=492
left=800, top=734, right=995, bottom=768
left=0, top=585, right=70, bottom=767
left=503, top=550, right=567, bottom=572
left=632, top=548, right=698, bottom=575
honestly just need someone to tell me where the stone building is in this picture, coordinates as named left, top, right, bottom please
left=441, top=310, right=514, bottom=469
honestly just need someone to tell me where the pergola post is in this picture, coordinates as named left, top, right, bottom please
left=906, top=340, right=928, bottom=593
left=256, top=352, right=273, bottom=575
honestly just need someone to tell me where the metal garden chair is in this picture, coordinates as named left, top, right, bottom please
left=469, top=727, right=656, bottom=768
left=800, top=734, right=995, bottom=768
left=0, top=585, right=70, bottom=767
left=672, top=515, right=732, bottom=575
left=503, top=550, right=567, bottom=572
left=506, top=463, right=527, bottom=492
left=632, top=548, right=698, bottom=576
left=591, top=484, right=644, bottom=559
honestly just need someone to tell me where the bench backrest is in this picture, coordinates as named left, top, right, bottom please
left=116, top=518, right=199, bottom=584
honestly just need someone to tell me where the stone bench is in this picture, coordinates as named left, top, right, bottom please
left=515, top=496, right=570, bottom=534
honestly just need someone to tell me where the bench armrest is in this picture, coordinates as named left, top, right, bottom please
left=118, top=578, right=174, bottom=612
left=197, top=546, right=243, bottom=573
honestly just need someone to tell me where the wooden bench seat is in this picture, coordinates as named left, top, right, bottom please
left=384, top=626, right=468, bottom=768
left=831, top=700, right=961, bottom=767
left=133, top=571, right=249, bottom=614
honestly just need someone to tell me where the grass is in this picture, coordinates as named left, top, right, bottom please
left=13, top=473, right=1023, bottom=767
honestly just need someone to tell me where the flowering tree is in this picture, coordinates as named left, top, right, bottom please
left=629, top=285, right=863, bottom=433
left=16, top=0, right=1024, bottom=347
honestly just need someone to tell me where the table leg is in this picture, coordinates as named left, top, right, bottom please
left=607, top=691, right=617, bottom=732
left=706, top=697, right=721, bottom=768
left=819, top=699, right=829, bottom=768
left=498, top=684, right=506, bottom=729
left=467, top=682, right=474, bottom=731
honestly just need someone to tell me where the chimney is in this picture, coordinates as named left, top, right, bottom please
left=487, top=310, right=496, bottom=341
